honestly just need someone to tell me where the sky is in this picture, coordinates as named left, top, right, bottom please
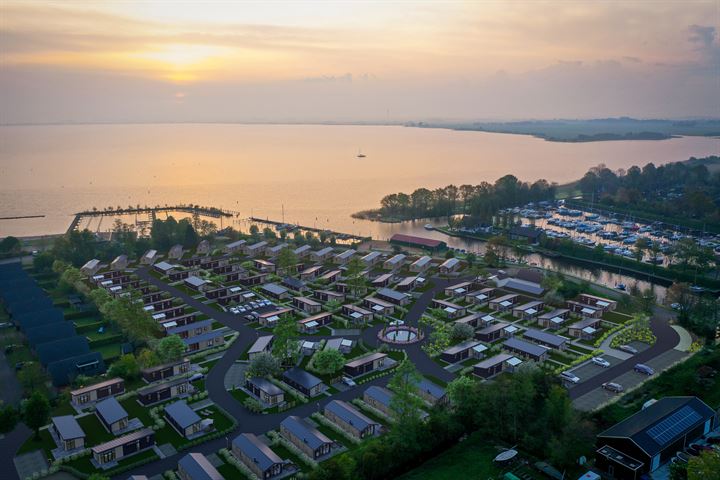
left=1, top=0, right=719, bottom=123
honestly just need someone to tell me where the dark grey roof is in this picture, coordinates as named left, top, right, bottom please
left=262, top=283, right=287, bottom=296
left=92, top=428, right=154, bottom=454
left=15, top=307, right=63, bottom=328
left=325, top=400, right=377, bottom=430
left=247, top=377, right=283, bottom=396
left=248, top=335, right=273, bottom=354
left=598, top=396, right=716, bottom=457
left=416, top=378, right=446, bottom=399
left=183, top=330, right=224, bottom=346
left=282, top=277, right=305, bottom=290
left=523, top=329, right=567, bottom=347
left=95, top=397, right=128, bottom=425
left=138, top=377, right=189, bottom=396
left=47, top=352, right=105, bottom=386
left=443, top=340, right=481, bottom=355
left=364, top=386, right=393, bottom=407
left=168, top=319, right=212, bottom=335
left=281, top=415, right=332, bottom=450
left=178, top=452, right=223, bottom=480
left=164, top=401, right=201, bottom=429
left=503, top=337, right=548, bottom=357
left=25, top=321, right=76, bottom=346
left=377, top=288, right=408, bottom=302
left=52, top=415, right=85, bottom=440
left=282, top=367, right=323, bottom=390
left=232, top=433, right=282, bottom=472
left=37, top=336, right=90, bottom=365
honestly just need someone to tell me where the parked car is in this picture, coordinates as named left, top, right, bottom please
left=592, top=357, right=611, bottom=368
left=670, top=303, right=682, bottom=310
left=189, top=373, right=205, bottom=382
left=676, top=451, right=692, bottom=463
left=341, top=376, right=356, bottom=387
left=704, top=432, right=720, bottom=444
left=618, top=345, right=638, bottom=354
left=560, top=371, right=580, bottom=384
left=634, top=364, right=655, bottom=376
left=602, top=382, right=624, bottom=393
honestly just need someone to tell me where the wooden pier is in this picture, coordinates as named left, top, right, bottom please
left=249, top=217, right=370, bottom=242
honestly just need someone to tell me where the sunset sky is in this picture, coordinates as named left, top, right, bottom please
left=1, top=0, right=718, bottom=123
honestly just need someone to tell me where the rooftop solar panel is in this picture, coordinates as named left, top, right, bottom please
left=647, top=406, right=702, bottom=446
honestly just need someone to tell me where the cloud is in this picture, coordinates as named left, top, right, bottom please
left=687, top=24, right=720, bottom=68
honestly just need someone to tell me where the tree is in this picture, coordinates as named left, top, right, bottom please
left=276, top=247, right=298, bottom=275
left=108, top=354, right=140, bottom=380
left=136, top=348, right=159, bottom=368
left=32, top=252, right=54, bottom=273
left=0, top=404, right=19, bottom=433
left=0, top=236, right=21, bottom=253
left=312, top=349, right=345, bottom=375
left=18, top=363, right=47, bottom=394
left=246, top=352, right=281, bottom=378
left=99, top=294, right=160, bottom=345
left=23, top=392, right=50, bottom=440
left=344, top=256, right=366, bottom=298
left=446, top=375, right=476, bottom=414
left=687, top=450, right=720, bottom=480
left=243, top=397, right=263, bottom=413
left=272, top=314, right=299, bottom=364
left=465, top=252, right=476, bottom=267
left=451, top=322, right=474, bottom=342
left=387, top=360, right=424, bottom=425
left=87, top=474, right=111, bottom=480
left=157, top=335, right=186, bottom=362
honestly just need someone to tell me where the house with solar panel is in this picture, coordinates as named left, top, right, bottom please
left=537, top=309, right=570, bottom=329
left=595, top=396, right=716, bottom=480
left=512, top=300, right=545, bottom=320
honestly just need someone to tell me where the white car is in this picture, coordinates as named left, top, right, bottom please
left=618, top=345, right=638, bottom=354
left=341, top=376, right=356, bottom=387
left=560, top=371, right=580, bottom=384
left=592, top=357, right=611, bottom=368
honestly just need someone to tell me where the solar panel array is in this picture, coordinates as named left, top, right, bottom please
left=647, top=406, right=702, bottom=446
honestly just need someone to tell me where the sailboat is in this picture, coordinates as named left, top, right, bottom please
left=357, top=148, right=366, bottom=158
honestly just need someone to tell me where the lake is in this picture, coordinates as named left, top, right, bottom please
left=1, top=123, right=718, bottom=238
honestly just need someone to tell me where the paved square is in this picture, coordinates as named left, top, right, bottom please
left=14, top=450, right=48, bottom=480
left=569, top=354, right=623, bottom=384
left=224, top=363, right=247, bottom=389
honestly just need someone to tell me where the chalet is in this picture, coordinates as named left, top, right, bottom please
left=324, top=400, right=379, bottom=439
left=567, top=300, right=603, bottom=318
left=342, top=304, right=373, bottom=324
left=568, top=317, right=602, bottom=340
left=164, top=400, right=206, bottom=439
left=17, top=307, right=63, bottom=333
left=266, top=243, right=288, bottom=258
left=280, top=416, right=334, bottom=460
left=243, top=241, right=267, bottom=257
left=293, top=244, right=312, bottom=258
left=441, top=340, right=483, bottom=363
left=537, top=309, right=570, bottom=329
left=416, top=379, right=448, bottom=405
left=311, top=247, right=334, bottom=262
left=596, top=397, right=716, bottom=480
left=184, top=276, right=209, bottom=292
left=159, top=313, right=197, bottom=330
left=300, top=340, right=320, bottom=355
left=80, top=259, right=101, bottom=276
left=476, top=321, right=510, bottom=342
left=137, top=377, right=191, bottom=406
left=454, top=313, right=481, bottom=329
left=183, top=330, right=225, bottom=352
left=261, top=283, right=289, bottom=300
left=438, top=257, right=460, bottom=274
left=361, top=251, right=382, bottom=266
left=258, top=308, right=293, bottom=327
left=503, top=337, right=549, bottom=362
left=92, top=428, right=155, bottom=466
left=70, top=378, right=125, bottom=407
left=491, top=271, right=545, bottom=296
left=298, top=312, right=333, bottom=333
left=431, top=299, right=466, bottom=319
left=376, top=287, right=411, bottom=306
left=508, top=226, right=544, bottom=244
left=363, top=296, right=394, bottom=316
left=579, top=294, right=617, bottom=312
left=141, top=249, right=158, bottom=265
left=479, top=314, right=497, bottom=327
left=247, top=335, right=274, bottom=359
left=232, top=433, right=285, bottom=479
left=390, top=233, right=446, bottom=252
left=95, top=397, right=132, bottom=435
left=473, top=353, right=522, bottom=379
left=314, top=289, right=345, bottom=303
left=153, top=261, right=177, bottom=276
left=47, top=352, right=105, bottom=387
left=489, top=293, right=519, bottom=312
left=444, top=282, right=472, bottom=297
left=371, top=273, right=393, bottom=288
left=282, top=276, right=305, bottom=292
left=318, top=269, right=341, bottom=283
left=344, top=352, right=387, bottom=377
left=282, top=367, right=325, bottom=397
left=178, top=452, right=223, bottom=480
left=169, top=244, right=184, bottom=260
left=333, top=249, right=355, bottom=265
left=324, top=337, right=355, bottom=354
left=224, top=239, right=247, bottom=253
left=292, top=296, right=322, bottom=314
left=300, top=265, right=322, bottom=280
left=512, top=300, right=545, bottom=320
left=410, top=255, right=432, bottom=273
left=141, top=358, right=190, bottom=383
left=111, top=255, right=128, bottom=271
left=51, top=416, right=85, bottom=452
left=168, top=319, right=212, bottom=340
left=26, top=322, right=76, bottom=348
left=383, top=254, right=406, bottom=270
left=523, top=329, right=567, bottom=350
left=246, top=377, right=284, bottom=406
left=396, top=276, right=419, bottom=291
left=254, top=259, right=276, bottom=273
left=364, top=386, right=394, bottom=416
left=238, top=273, right=267, bottom=286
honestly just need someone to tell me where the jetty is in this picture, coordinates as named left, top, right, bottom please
left=250, top=217, right=369, bottom=242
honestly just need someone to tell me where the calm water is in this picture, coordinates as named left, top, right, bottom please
left=1, top=124, right=718, bottom=240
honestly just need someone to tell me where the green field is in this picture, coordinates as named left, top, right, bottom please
left=397, top=432, right=501, bottom=480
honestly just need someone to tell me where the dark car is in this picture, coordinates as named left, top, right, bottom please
left=602, top=382, right=624, bottom=393
left=634, top=364, right=655, bottom=376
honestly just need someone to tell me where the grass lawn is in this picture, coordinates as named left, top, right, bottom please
left=17, top=428, right=56, bottom=457
left=397, top=432, right=501, bottom=480
left=602, top=311, right=633, bottom=324
left=423, top=375, right=448, bottom=387
left=77, top=413, right=115, bottom=444
left=270, top=442, right=310, bottom=472
left=92, top=342, right=123, bottom=361
left=217, top=461, right=250, bottom=480
left=120, top=397, right=154, bottom=425
left=201, top=357, right=221, bottom=370
left=64, top=448, right=158, bottom=475
left=313, top=423, right=352, bottom=448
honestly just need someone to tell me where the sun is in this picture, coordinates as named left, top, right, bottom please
left=134, top=44, right=230, bottom=82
